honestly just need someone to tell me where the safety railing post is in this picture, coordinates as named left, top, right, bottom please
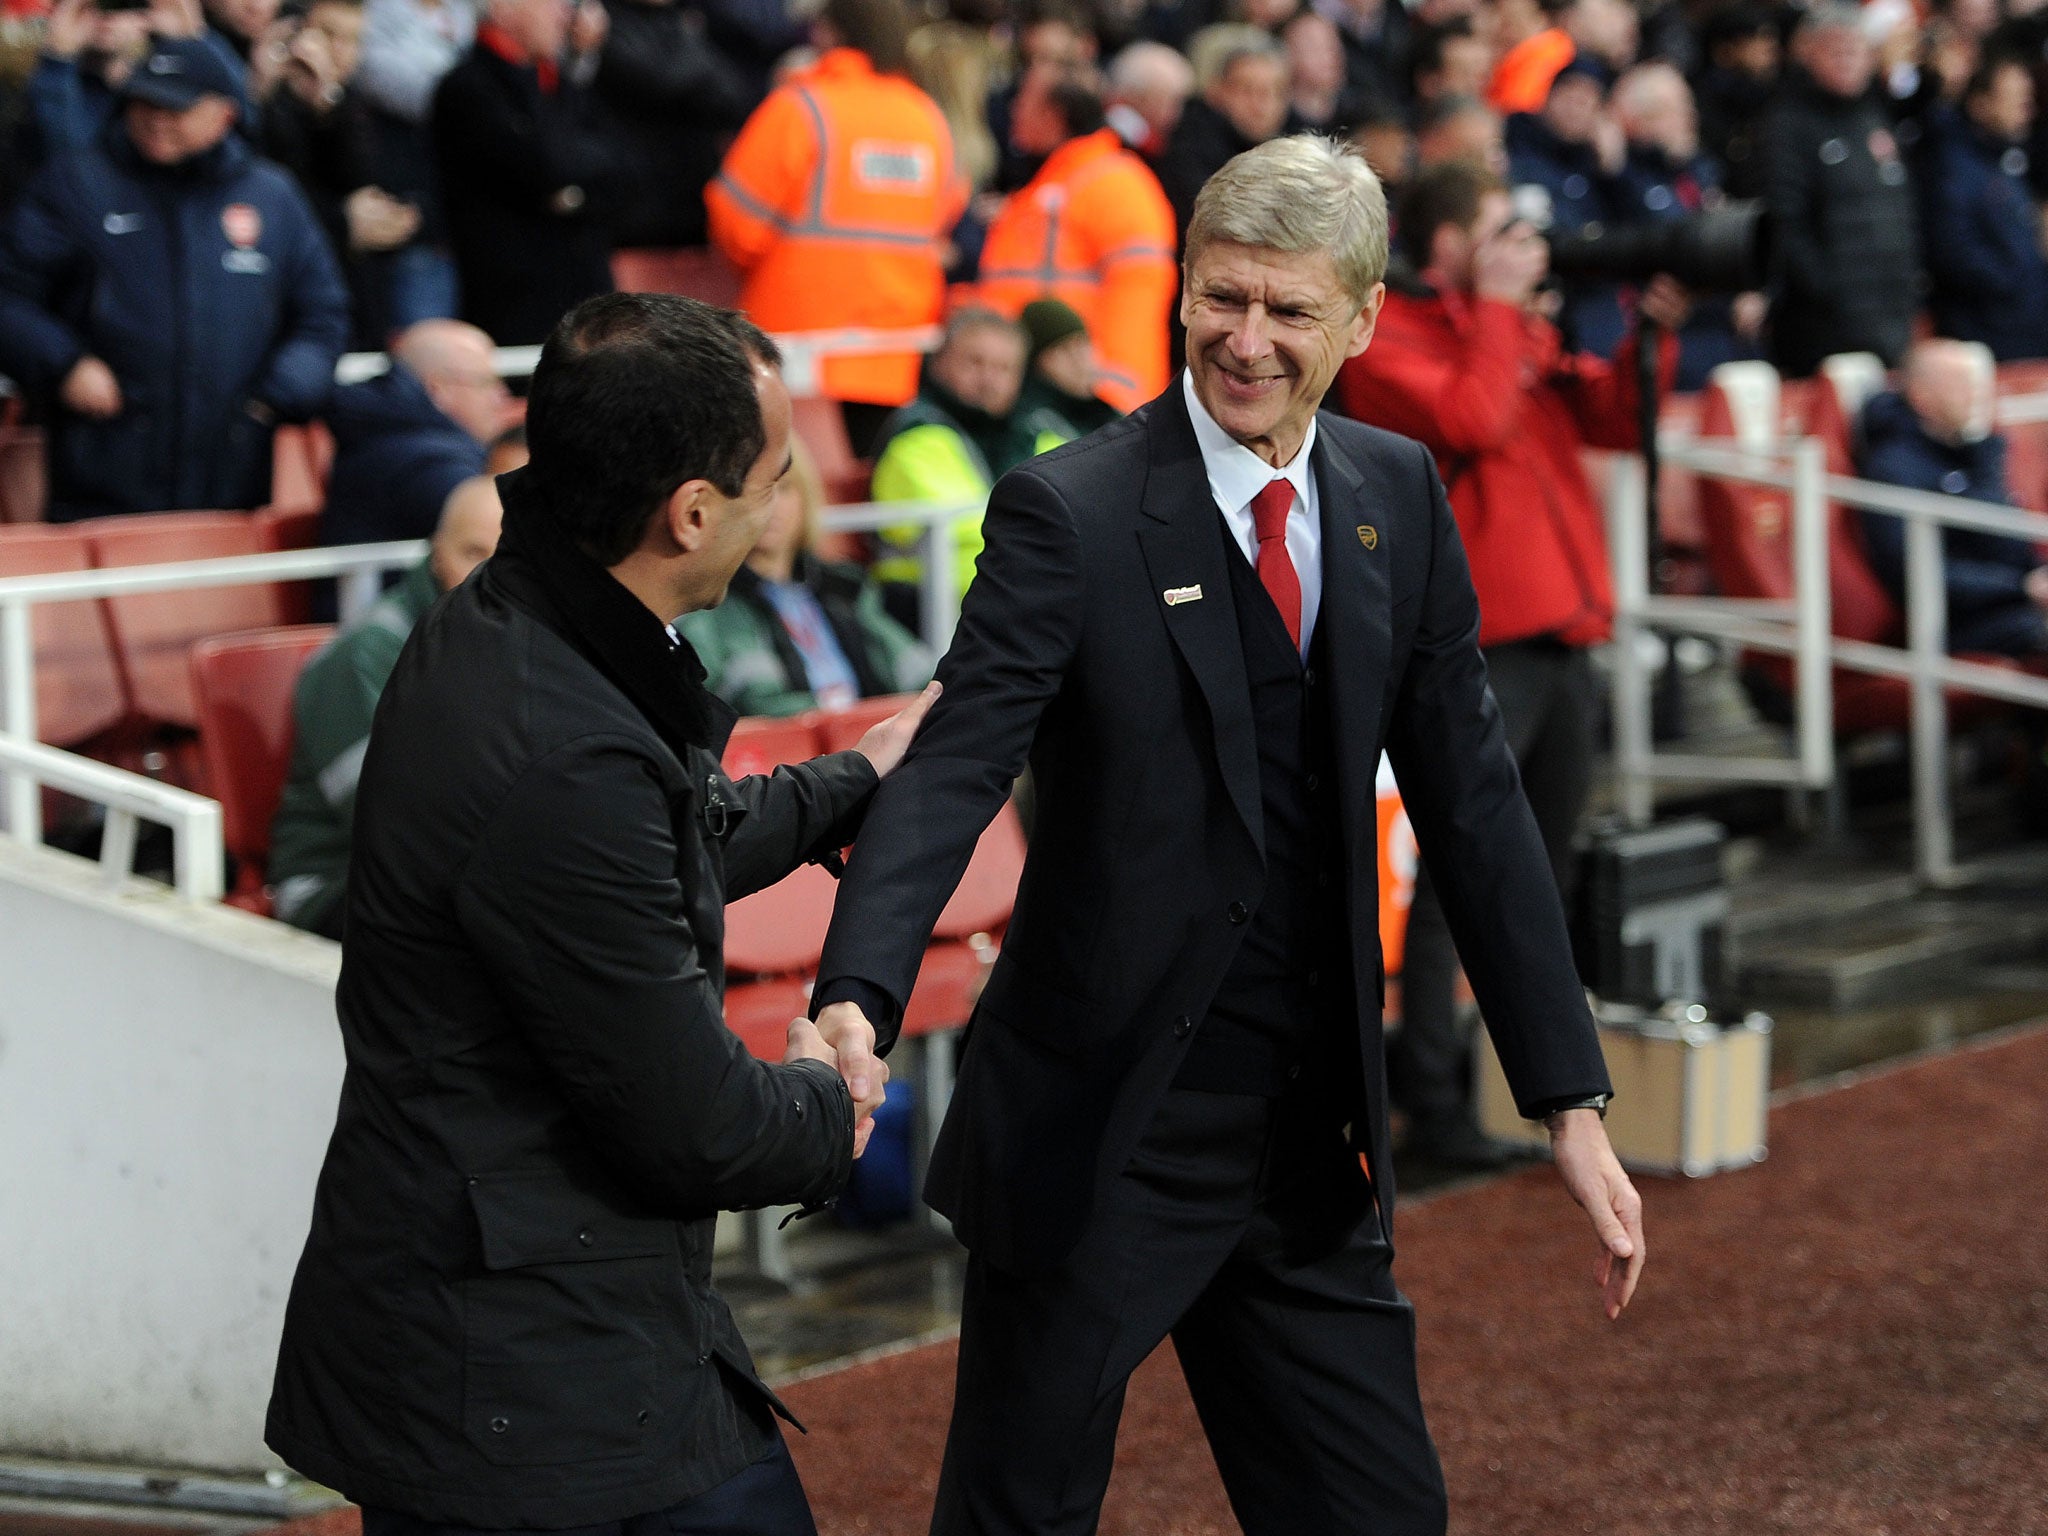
left=1, top=596, right=41, bottom=843
left=173, top=798, right=227, bottom=904
left=1789, top=438, right=1835, bottom=794
left=1904, top=516, right=1954, bottom=885
left=922, top=515, right=961, bottom=651
left=1606, top=453, right=1654, bottom=824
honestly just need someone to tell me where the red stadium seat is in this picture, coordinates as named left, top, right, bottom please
left=270, top=423, right=334, bottom=512
left=611, top=247, right=744, bottom=308
left=811, top=693, right=917, bottom=753
left=0, top=422, right=46, bottom=525
left=190, top=625, right=333, bottom=912
left=82, top=512, right=286, bottom=733
left=0, top=526, right=127, bottom=745
left=254, top=504, right=323, bottom=622
left=900, top=802, right=1025, bottom=1037
left=723, top=713, right=823, bottom=778
left=791, top=395, right=874, bottom=505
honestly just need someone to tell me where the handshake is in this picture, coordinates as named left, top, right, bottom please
left=786, top=1003, right=887, bottom=1157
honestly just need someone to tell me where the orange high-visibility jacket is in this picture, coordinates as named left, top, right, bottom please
left=978, top=129, right=1178, bottom=414
left=708, top=49, right=964, bottom=406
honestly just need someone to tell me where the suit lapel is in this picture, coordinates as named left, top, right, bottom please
left=1312, top=417, right=1394, bottom=918
left=1135, top=388, right=1264, bottom=860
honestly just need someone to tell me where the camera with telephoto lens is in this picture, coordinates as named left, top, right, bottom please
left=1546, top=201, right=1774, bottom=293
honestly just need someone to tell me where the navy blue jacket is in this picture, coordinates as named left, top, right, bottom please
left=0, top=125, right=351, bottom=519
left=320, top=365, right=486, bottom=546
left=1859, top=390, right=2044, bottom=652
left=1611, top=143, right=1756, bottom=389
left=1922, top=110, right=2048, bottom=361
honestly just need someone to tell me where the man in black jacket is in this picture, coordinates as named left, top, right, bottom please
left=1763, top=4, right=1921, bottom=377
left=267, top=293, right=933, bottom=1536
left=432, top=0, right=622, bottom=343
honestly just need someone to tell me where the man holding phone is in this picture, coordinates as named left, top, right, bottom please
left=1337, top=157, right=1685, bottom=1166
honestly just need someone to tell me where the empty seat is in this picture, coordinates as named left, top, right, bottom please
left=610, top=247, right=744, bottom=308
left=899, top=801, right=1025, bottom=1037
left=723, top=713, right=822, bottom=778
left=0, top=526, right=126, bottom=745
left=270, top=422, right=335, bottom=512
left=811, top=693, right=918, bottom=754
left=190, top=625, right=334, bottom=911
left=82, top=512, right=285, bottom=732
left=0, top=422, right=47, bottom=525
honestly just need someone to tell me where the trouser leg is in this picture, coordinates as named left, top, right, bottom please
left=930, top=1089, right=1270, bottom=1536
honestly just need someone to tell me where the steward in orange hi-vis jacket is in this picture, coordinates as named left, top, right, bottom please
left=978, top=125, right=1177, bottom=414
left=708, top=46, right=964, bottom=407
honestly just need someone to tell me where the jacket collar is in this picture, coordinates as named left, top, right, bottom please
left=476, top=22, right=558, bottom=93
left=485, top=468, right=735, bottom=761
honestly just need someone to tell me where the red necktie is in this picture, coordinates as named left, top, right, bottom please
left=1250, top=478, right=1302, bottom=650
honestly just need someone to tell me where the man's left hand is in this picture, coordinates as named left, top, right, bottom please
left=853, top=680, right=941, bottom=777
left=1548, top=1108, right=1644, bottom=1320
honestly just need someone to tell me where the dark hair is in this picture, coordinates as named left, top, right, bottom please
left=1046, top=67, right=1107, bottom=137
left=525, top=294, right=781, bottom=567
left=823, top=0, right=912, bottom=75
left=1410, top=18, right=1476, bottom=89
left=1964, top=50, right=2032, bottom=107
left=1396, top=158, right=1504, bottom=265
left=1020, top=1, right=1097, bottom=41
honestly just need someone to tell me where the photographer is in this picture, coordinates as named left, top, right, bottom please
left=1336, top=157, right=1682, bottom=1166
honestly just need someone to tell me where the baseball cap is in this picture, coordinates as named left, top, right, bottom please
left=123, top=36, right=244, bottom=111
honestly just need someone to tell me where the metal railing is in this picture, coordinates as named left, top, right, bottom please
left=1610, top=424, right=2048, bottom=884
left=0, top=502, right=973, bottom=902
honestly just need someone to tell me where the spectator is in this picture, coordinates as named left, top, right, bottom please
left=269, top=473, right=505, bottom=938
left=1609, top=60, right=1763, bottom=388
left=321, top=319, right=508, bottom=546
left=1336, top=158, right=1680, bottom=1165
left=1924, top=53, right=2048, bottom=360
left=1487, top=0, right=1573, bottom=114
left=1281, top=11, right=1350, bottom=131
left=1693, top=3, right=1778, bottom=199
left=0, top=35, right=349, bottom=520
left=1104, top=37, right=1192, bottom=159
left=978, top=62, right=1176, bottom=412
left=1506, top=56, right=1629, bottom=356
left=432, top=0, right=621, bottom=346
left=1764, top=4, right=1920, bottom=377
left=592, top=0, right=753, bottom=249
left=260, top=0, right=427, bottom=348
left=1409, top=15, right=1491, bottom=115
left=1015, top=294, right=1120, bottom=437
left=484, top=419, right=528, bottom=474
left=1415, top=89, right=1506, bottom=174
left=1316, top=0, right=1411, bottom=121
left=1158, top=26, right=1289, bottom=240
left=1350, top=104, right=1415, bottom=195
left=907, top=19, right=999, bottom=279
left=869, top=306, right=1066, bottom=612
left=988, top=0, right=1096, bottom=191
left=708, top=0, right=962, bottom=456
left=1861, top=340, right=2048, bottom=656
left=678, top=439, right=933, bottom=717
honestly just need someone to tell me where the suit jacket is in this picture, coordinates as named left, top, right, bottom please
left=814, top=384, right=1611, bottom=1273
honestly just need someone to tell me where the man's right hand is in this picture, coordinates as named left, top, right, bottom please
left=1474, top=220, right=1549, bottom=308
left=813, top=999, right=889, bottom=1143
left=60, top=356, right=123, bottom=419
left=854, top=680, right=941, bottom=778
left=785, top=1015, right=886, bottom=1157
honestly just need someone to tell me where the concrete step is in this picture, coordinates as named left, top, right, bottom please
left=1734, top=893, right=2048, bottom=1010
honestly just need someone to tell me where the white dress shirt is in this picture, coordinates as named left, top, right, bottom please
left=1181, top=371, right=1323, bottom=655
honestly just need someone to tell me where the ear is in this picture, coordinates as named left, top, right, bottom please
left=1346, top=282, right=1386, bottom=360
left=1178, top=266, right=1193, bottom=329
left=663, top=479, right=716, bottom=554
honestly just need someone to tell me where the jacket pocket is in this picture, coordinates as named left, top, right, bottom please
left=460, top=1170, right=682, bottom=1466
left=972, top=949, right=1095, bottom=1058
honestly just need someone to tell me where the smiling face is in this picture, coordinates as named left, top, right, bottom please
left=1181, top=240, right=1380, bottom=466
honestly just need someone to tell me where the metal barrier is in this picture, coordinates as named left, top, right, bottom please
left=1610, top=431, right=2048, bottom=884
left=0, top=502, right=971, bottom=902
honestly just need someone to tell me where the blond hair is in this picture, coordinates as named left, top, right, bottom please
left=1185, top=134, right=1391, bottom=305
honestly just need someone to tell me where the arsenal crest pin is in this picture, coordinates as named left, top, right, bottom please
left=1357, top=525, right=1378, bottom=550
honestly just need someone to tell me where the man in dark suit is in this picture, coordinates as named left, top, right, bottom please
left=268, top=293, right=933, bottom=1536
left=811, top=134, right=1645, bottom=1535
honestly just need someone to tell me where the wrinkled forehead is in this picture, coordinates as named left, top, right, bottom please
left=1188, top=242, right=1349, bottom=306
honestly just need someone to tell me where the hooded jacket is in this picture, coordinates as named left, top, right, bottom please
left=0, top=122, right=349, bottom=518
left=320, top=364, right=487, bottom=546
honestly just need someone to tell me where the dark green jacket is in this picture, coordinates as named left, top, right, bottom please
left=1016, top=373, right=1120, bottom=442
left=678, top=555, right=933, bottom=718
left=269, top=560, right=440, bottom=934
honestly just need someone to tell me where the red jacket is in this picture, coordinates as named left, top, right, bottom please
left=1337, top=284, right=1674, bottom=648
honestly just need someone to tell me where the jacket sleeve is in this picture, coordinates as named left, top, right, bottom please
left=22, top=56, right=104, bottom=165
left=1383, top=441, right=1612, bottom=1113
left=0, top=161, right=90, bottom=390
left=596, top=23, right=753, bottom=124
left=812, top=464, right=1085, bottom=1048
left=1924, top=146, right=2029, bottom=301
left=458, top=733, right=856, bottom=1214
left=1338, top=298, right=1530, bottom=454
left=1763, top=107, right=1830, bottom=301
left=721, top=748, right=879, bottom=899
left=1075, top=171, right=1178, bottom=412
left=250, top=183, right=352, bottom=419
left=432, top=65, right=618, bottom=217
left=705, top=88, right=814, bottom=270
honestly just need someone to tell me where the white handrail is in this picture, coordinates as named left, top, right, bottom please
left=0, top=734, right=223, bottom=902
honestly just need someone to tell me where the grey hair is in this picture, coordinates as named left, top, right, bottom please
left=1795, top=2, right=1865, bottom=39
left=1187, top=23, right=1284, bottom=94
left=941, top=303, right=1024, bottom=351
left=1184, top=134, right=1390, bottom=305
